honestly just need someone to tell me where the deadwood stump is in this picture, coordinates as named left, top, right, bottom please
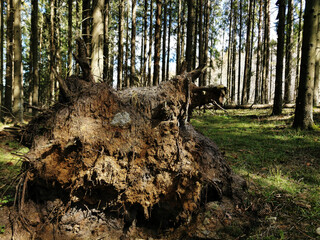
left=10, top=49, right=247, bottom=239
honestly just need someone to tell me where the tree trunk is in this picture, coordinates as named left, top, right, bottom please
left=202, top=0, right=210, bottom=86
left=103, top=0, right=109, bottom=83
left=254, top=0, right=262, bottom=104
left=82, top=0, right=91, bottom=56
left=118, top=0, right=124, bottom=90
left=153, top=0, right=162, bottom=86
left=293, top=0, right=319, bottom=129
left=272, top=0, right=285, bottom=115
left=247, top=0, right=256, bottom=103
left=186, top=0, right=195, bottom=72
left=13, top=0, right=23, bottom=123
left=166, top=0, right=172, bottom=81
left=284, top=0, right=293, bottom=104
left=231, top=0, right=237, bottom=103
left=176, top=0, right=181, bottom=75
left=68, top=0, right=72, bottom=76
left=314, top=1, right=320, bottom=107
left=295, top=0, right=303, bottom=99
left=198, top=0, right=203, bottom=86
left=142, top=0, right=148, bottom=85
left=162, top=0, right=167, bottom=82
left=130, top=0, right=137, bottom=86
left=261, top=0, right=270, bottom=104
left=125, top=0, right=130, bottom=88
left=241, top=0, right=253, bottom=104
left=148, top=0, right=153, bottom=87
left=0, top=0, right=3, bottom=118
left=31, top=0, right=39, bottom=115
left=91, top=0, right=104, bottom=82
left=4, top=0, right=13, bottom=116
left=237, top=0, right=242, bottom=105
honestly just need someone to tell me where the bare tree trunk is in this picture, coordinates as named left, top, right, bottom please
left=162, top=0, right=167, bottom=82
left=82, top=0, right=91, bottom=56
left=4, top=0, right=13, bottom=115
left=91, top=0, right=104, bottom=82
left=284, top=0, right=293, bottom=103
left=166, top=0, right=172, bottom=81
left=241, top=0, right=253, bottom=104
left=227, top=0, right=233, bottom=97
left=13, top=0, right=23, bottom=122
left=68, top=0, right=72, bottom=76
left=231, top=0, right=237, bottom=103
left=130, top=0, right=136, bottom=86
left=148, top=1, right=153, bottom=86
left=314, top=0, right=320, bottom=107
left=0, top=0, right=3, bottom=118
left=293, top=0, right=319, bottom=129
left=186, top=0, right=195, bottom=71
left=295, top=0, right=303, bottom=99
left=103, top=0, right=109, bottom=83
left=247, top=0, right=256, bottom=103
left=202, top=0, right=210, bottom=86
left=153, top=0, right=162, bottom=86
left=142, top=0, right=148, bottom=85
left=176, top=0, right=181, bottom=74
left=31, top=0, right=39, bottom=115
left=198, top=0, right=203, bottom=86
left=261, top=0, right=270, bottom=104
left=272, top=0, right=286, bottom=115
left=237, top=0, right=242, bottom=104
left=118, top=0, right=124, bottom=90
left=254, top=0, right=262, bottom=104
left=49, top=0, right=56, bottom=104
left=125, top=0, right=130, bottom=88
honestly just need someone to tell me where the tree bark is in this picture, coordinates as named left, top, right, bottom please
left=68, top=0, right=72, bottom=76
left=176, top=0, right=181, bottom=75
left=261, top=0, right=270, bottom=104
left=186, top=0, right=195, bottom=72
left=130, top=0, right=137, bottom=86
left=4, top=0, right=13, bottom=115
left=241, top=0, right=253, bottom=105
left=31, top=0, right=39, bottom=115
left=0, top=0, right=3, bottom=118
left=272, top=0, right=286, bottom=115
left=295, top=0, right=303, bottom=99
left=237, top=0, right=242, bottom=105
left=12, top=0, right=23, bottom=122
left=82, top=0, right=91, bottom=56
left=284, top=0, right=293, bottom=104
left=153, top=0, right=162, bottom=86
left=147, top=0, right=153, bottom=86
left=91, top=0, right=104, bottom=82
left=103, top=0, right=109, bottom=84
left=254, top=0, right=262, bottom=104
left=118, top=0, right=124, bottom=90
left=293, top=0, right=319, bottom=129
left=166, top=0, right=172, bottom=81
left=314, top=2, right=320, bottom=107
left=162, top=0, right=167, bottom=82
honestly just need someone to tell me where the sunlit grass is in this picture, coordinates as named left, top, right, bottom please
left=192, top=108, right=320, bottom=239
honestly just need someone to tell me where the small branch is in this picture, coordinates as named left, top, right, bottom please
left=52, top=67, right=74, bottom=101
left=213, top=100, right=228, bottom=113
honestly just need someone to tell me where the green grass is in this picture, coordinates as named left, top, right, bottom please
left=192, top=108, right=320, bottom=239
left=0, top=123, right=29, bottom=207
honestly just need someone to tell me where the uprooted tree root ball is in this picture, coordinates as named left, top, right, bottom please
left=7, top=43, right=248, bottom=239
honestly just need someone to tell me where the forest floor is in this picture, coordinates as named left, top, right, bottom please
left=0, top=108, right=319, bottom=239
left=192, top=107, right=320, bottom=239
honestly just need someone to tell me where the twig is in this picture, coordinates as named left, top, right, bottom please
left=213, top=100, right=228, bottom=113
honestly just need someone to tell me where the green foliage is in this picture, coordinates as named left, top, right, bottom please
left=192, top=108, right=320, bottom=239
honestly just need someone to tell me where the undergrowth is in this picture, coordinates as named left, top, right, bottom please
left=192, top=108, right=320, bottom=240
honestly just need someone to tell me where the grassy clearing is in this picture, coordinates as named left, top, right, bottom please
left=0, top=123, right=28, bottom=207
left=192, top=108, right=320, bottom=239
